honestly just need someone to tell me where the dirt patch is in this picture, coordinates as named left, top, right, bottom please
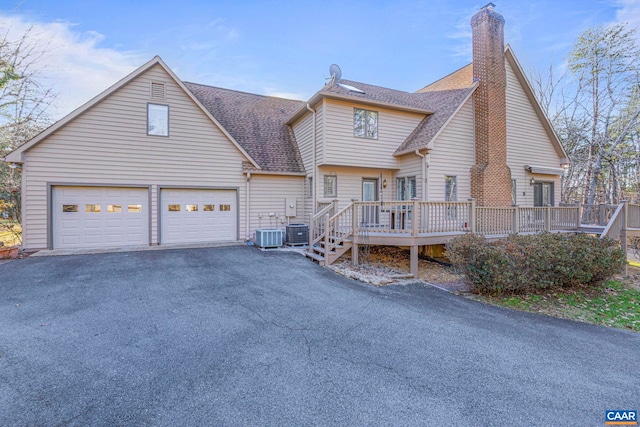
left=329, top=246, right=468, bottom=292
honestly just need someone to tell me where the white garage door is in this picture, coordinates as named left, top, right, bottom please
left=160, top=189, right=237, bottom=244
left=52, top=186, right=149, bottom=249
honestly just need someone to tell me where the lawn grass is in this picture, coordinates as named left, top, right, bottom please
left=476, top=279, right=640, bottom=332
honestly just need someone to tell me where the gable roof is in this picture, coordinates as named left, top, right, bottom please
left=5, top=56, right=261, bottom=170
left=412, top=46, right=568, bottom=162
left=394, top=85, right=477, bottom=156
left=286, top=79, right=435, bottom=125
left=184, top=83, right=305, bottom=174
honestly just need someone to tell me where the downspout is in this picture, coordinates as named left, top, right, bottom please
left=306, top=104, right=316, bottom=214
left=415, top=150, right=428, bottom=200
left=246, top=172, right=251, bottom=240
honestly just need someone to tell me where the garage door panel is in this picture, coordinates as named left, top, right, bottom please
left=161, top=189, right=236, bottom=244
left=53, top=186, right=149, bottom=249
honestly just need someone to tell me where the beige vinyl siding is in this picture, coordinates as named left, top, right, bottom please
left=316, top=166, right=394, bottom=211
left=22, top=64, right=249, bottom=250
left=291, top=112, right=314, bottom=175
left=426, top=98, right=475, bottom=201
left=323, top=99, right=424, bottom=169
left=395, top=153, right=423, bottom=200
left=248, top=175, right=304, bottom=239
left=506, top=61, right=562, bottom=206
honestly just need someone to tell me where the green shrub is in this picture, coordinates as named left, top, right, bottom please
left=445, top=232, right=625, bottom=295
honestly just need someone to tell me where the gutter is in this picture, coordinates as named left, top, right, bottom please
left=306, top=104, right=316, bottom=214
left=246, top=172, right=251, bottom=240
left=415, top=150, right=429, bottom=200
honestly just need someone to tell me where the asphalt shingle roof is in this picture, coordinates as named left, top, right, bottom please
left=185, top=76, right=474, bottom=172
left=184, top=82, right=306, bottom=173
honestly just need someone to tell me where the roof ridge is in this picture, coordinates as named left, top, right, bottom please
left=183, top=81, right=304, bottom=102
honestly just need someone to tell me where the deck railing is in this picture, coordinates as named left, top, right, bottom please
left=580, top=204, right=617, bottom=225
left=627, top=203, right=640, bottom=229
left=323, top=201, right=580, bottom=238
left=324, top=204, right=354, bottom=254
left=310, top=200, right=338, bottom=246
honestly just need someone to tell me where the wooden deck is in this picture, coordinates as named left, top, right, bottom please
left=306, top=200, right=640, bottom=277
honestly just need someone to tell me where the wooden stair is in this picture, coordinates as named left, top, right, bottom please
left=306, top=236, right=352, bottom=265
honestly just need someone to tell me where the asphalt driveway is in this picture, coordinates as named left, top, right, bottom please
left=0, top=246, right=638, bottom=426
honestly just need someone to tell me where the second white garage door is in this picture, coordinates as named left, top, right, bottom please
left=160, top=189, right=237, bottom=244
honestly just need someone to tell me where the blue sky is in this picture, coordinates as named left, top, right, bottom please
left=2, top=0, right=639, bottom=118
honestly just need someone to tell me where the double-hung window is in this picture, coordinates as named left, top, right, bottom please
left=354, top=108, right=378, bottom=139
left=396, top=177, right=417, bottom=201
left=445, top=176, right=458, bottom=219
left=323, top=175, right=337, bottom=198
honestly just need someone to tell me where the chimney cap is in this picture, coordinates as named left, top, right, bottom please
left=483, top=2, right=496, bottom=9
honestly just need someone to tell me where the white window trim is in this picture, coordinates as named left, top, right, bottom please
left=323, top=175, right=337, bottom=198
left=147, top=103, right=169, bottom=137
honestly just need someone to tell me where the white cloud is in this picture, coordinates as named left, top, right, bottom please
left=614, top=0, right=640, bottom=36
left=0, top=13, right=147, bottom=119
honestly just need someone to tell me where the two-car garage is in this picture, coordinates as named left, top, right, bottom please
left=52, top=186, right=237, bottom=249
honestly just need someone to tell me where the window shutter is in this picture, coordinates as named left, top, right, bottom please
left=151, top=82, right=166, bottom=100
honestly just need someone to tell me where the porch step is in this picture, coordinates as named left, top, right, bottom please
left=305, top=251, right=325, bottom=263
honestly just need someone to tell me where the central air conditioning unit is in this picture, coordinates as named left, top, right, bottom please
left=255, top=229, right=284, bottom=248
left=285, top=224, right=309, bottom=245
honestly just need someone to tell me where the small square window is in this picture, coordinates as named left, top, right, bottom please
left=185, top=204, right=198, bottom=212
left=168, top=204, right=180, bottom=212
left=203, top=204, right=215, bottom=211
left=63, top=205, right=78, bottom=213
left=148, top=104, right=169, bottom=136
left=107, top=204, right=122, bottom=213
left=85, top=204, right=101, bottom=213
left=323, top=175, right=337, bottom=198
left=128, top=204, right=143, bottom=213
left=220, top=204, right=231, bottom=211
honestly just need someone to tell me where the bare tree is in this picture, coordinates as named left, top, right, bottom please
left=532, top=23, right=640, bottom=205
left=0, top=24, right=57, bottom=245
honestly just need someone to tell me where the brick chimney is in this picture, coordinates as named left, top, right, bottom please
left=470, top=3, right=512, bottom=206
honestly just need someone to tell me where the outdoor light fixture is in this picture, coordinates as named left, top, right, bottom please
left=530, top=177, right=536, bottom=186
left=382, top=179, right=387, bottom=188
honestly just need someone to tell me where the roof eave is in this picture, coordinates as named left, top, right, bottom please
left=287, top=90, right=433, bottom=125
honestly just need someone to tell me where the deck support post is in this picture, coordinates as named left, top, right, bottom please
left=323, top=214, right=330, bottom=265
left=512, top=205, right=519, bottom=234
left=599, top=203, right=606, bottom=226
left=468, top=198, right=476, bottom=234
left=411, top=199, right=419, bottom=237
left=351, top=199, right=359, bottom=266
left=410, top=246, right=419, bottom=278
left=545, top=206, right=552, bottom=232
left=575, top=205, right=581, bottom=230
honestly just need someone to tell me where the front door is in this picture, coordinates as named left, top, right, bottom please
left=362, top=178, right=379, bottom=225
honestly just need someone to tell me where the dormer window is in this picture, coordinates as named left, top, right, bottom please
left=354, top=108, right=378, bottom=139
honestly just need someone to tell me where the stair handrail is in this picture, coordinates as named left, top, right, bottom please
left=324, top=203, right=354, bottom=254
left=600, top=201, right=626, bottom=240
left=310, top=200, right=338, bottom=247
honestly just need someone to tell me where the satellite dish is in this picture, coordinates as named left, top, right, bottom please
left=329, top=64, right=342, bottom=83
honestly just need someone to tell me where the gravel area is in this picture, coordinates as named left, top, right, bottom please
left=329, top=246, right=469, bottom=292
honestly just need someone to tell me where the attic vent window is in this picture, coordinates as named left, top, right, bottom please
left=150, top=82, right=166, bottom=100
left=338, top=83, right=365, bottom=94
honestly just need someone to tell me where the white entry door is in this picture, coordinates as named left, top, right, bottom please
left=160, top=189, right=237, bottom=244
left=52, top=186, right=149, bottom=249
